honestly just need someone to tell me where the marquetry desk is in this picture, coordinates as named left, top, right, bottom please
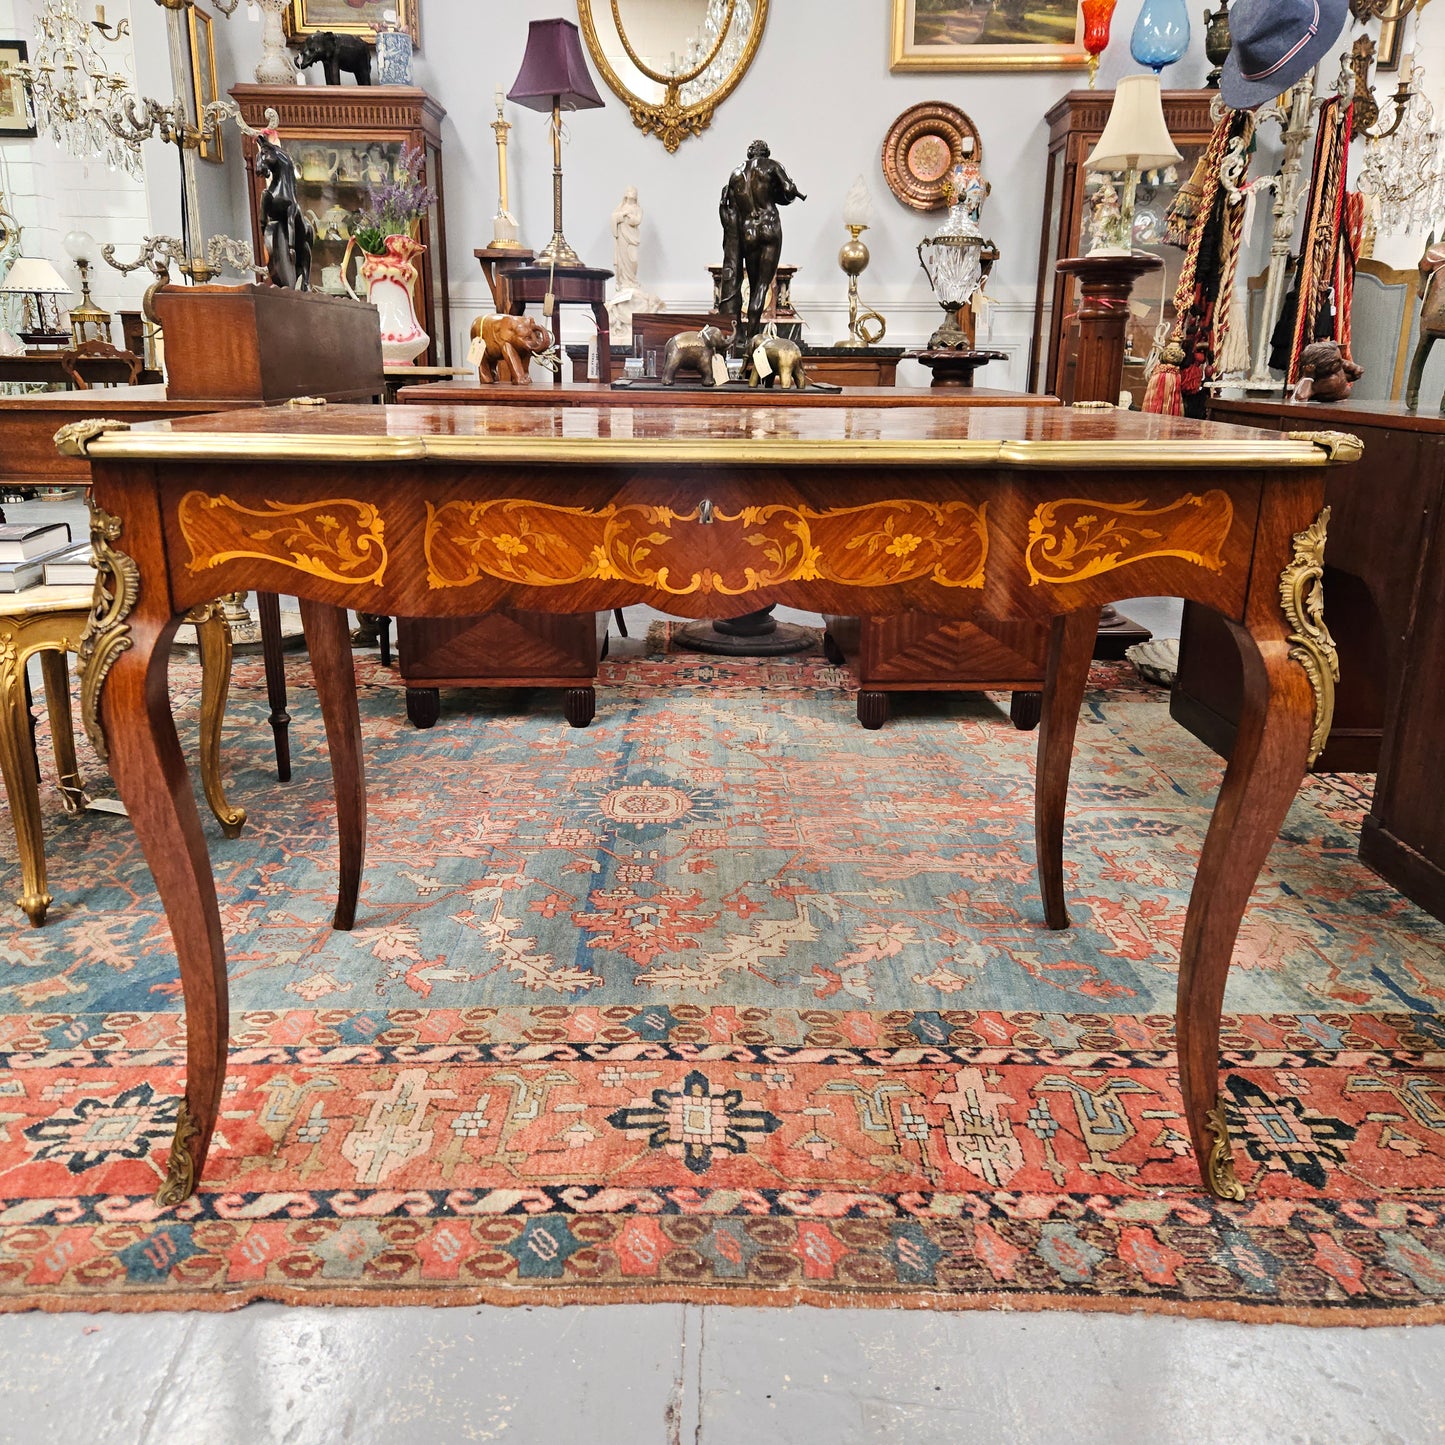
left=60, top=403, right=1355, bottom=1206
left=400, top=383, right=1063, bottom=730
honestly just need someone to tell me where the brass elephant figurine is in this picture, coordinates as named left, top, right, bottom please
left=745, top=335, right=806, bottom=389
left=1406, top=235, right=1445, bottom=415
left=661, top=326, right=730, bottom=386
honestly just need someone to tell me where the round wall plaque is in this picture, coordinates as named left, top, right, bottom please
left=881, top=102, right=984, bottom=212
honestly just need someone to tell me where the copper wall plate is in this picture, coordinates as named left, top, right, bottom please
left=882, top=102, right=984, bottom=212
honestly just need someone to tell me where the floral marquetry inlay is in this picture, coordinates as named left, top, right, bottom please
left=178, top=493, right=388, bottom=587
left=1025, top=491, right=1234, bottom=586
left=425, top=498, right=990, bottom=596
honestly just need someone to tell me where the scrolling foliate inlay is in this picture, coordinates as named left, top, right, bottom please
left=1025, top=490, right=1234, bottom=586
left=77, top=499, right=140, bottom=763
left=425, top=498, right=989, bottom=596
left=1279, top=507, right=1339, bottom=767
left=178, top=493, right=388, bottom=587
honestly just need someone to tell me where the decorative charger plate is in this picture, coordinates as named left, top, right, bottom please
left=881, top=101, right=984, bottom=212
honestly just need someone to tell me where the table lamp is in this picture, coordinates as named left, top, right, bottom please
left=1083, top=74, right=1182, bottom=256
left=507, top=18, right=604, bottom=268
left=63, top=230, right=112, bottom=344
left=0, top=255, right=72, bottom=348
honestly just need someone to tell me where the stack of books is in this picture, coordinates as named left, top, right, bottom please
left=0, top=522, right=78, bottom=593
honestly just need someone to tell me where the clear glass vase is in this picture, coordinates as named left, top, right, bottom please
left=1130, top=0, right=1190, bottom=73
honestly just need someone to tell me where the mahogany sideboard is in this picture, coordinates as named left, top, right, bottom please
left=63, top=401, right=1353, bottom=1204
left=398, top=384, right=1060, bottom=729
left=1179, top=396, right=1429, bottom=773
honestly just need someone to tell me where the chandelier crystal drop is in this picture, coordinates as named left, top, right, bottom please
left=1359, top=63, right=1445, bottom=237
left=16, top=0, right=139, bottom=174
left=680, top=0, right=753, bottom=105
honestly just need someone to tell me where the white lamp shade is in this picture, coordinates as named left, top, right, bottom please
left=0, top=256, right=72, bottom=296
left=844, top=176, right=873, bottom=228
left=1085, top=75, right=1182, bottom=172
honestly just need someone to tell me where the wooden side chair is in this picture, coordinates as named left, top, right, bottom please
left=0, top=589, right=245, bottom=925
left=59, top=340, right=144, bottom=391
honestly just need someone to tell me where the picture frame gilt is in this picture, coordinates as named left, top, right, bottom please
left=188, top=4, right=222, bottom=164
left=890, top=0, right=1089, bottom=73
left=286, top=0, right=418, bottom=46
left=0, top=39, right=38, bottom=139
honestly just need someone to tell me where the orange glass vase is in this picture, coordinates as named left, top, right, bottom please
left=1081, top=0, right=1118, bottom=87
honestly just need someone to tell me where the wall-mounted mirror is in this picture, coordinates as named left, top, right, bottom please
left=576, top=0, right=769, bottom=152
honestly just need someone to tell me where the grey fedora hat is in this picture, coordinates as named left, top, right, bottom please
left=1220, top=0, right=1350, bottom=110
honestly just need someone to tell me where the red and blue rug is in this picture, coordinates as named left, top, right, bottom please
left=1, top=631, right=1443, bottom=1319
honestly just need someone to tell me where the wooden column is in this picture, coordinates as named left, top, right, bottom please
left=1055, top=253, right=1163, bottom=405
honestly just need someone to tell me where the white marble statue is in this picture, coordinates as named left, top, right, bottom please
left=608, top=186, right=663, bottom=343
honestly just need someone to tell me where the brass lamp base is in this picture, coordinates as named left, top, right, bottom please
left=537, top=232, right=583, bottom=268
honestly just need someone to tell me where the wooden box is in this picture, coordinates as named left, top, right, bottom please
left=154, top=284, right=384, bottom=404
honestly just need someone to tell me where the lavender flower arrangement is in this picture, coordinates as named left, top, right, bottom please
left=353, top=145, right=438, bottom=256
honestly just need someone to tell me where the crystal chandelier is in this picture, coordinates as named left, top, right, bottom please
left=680, top=0, right=753, bottom=105
left=15, top=0, right=138, bottom=174
left=1358, top=61, right=1445, bottom=237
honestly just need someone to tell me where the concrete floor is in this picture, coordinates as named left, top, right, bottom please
left=2, top=1301, right=1442, bottom=1444
left=8, top=541, right=1436, bottom=1443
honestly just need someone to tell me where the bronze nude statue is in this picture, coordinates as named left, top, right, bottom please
left=717, top=140, right=806, bottom=355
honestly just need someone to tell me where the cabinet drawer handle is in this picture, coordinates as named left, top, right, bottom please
left=699, top=499, right=714, bottom=525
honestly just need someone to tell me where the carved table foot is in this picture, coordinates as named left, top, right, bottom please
left=406, top=687, right=441, bottom=729
left=857, top=690, right=890, bottom=730
left=563, top=686, right=596, bottom=728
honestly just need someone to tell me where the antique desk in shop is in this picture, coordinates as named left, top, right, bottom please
left=63, top=402, right=1352, bottom=1205
left=400, top=384, right=1062, bottom=729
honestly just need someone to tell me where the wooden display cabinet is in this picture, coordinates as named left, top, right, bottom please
left=1029, top=89, right=1218, bottom=401
left=231, top=84, right=451, bottom=366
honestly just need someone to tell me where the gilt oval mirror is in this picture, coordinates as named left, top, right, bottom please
left=576, top=0, right=770, bottom=152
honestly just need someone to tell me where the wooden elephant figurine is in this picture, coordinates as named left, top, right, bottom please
left=1406, top=236, right=1445, bottom=415
left=471, top=313, right=552, bottom=386
left=745, top=335, right=806, bottom=389
left=661, top=326, right=729, bottom=385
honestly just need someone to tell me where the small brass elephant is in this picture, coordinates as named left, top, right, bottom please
left=661, top=326, right=730, bottom=385
left=745, top=335, right=806, bottom=389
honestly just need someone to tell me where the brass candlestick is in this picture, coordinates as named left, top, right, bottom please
left=537, top=101, right=582, bottom=268
left=490, top=90, right=523, bottom=249
left=837, top=224, right=886, bottom=349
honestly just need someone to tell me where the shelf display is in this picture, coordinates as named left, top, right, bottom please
left=231, top=84, right=450, bottom=365
left=1028, top=88, right=1217, bottom=402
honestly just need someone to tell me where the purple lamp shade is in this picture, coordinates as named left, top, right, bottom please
left=507, top=18, right=604, bottom=112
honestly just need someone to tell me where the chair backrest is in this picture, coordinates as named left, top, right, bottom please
left=59, top=339, right=144, bottom=391
left=1350, top=259, right=1421, bottom=402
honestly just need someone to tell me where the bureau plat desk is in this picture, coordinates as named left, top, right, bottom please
left=59, top=402, right=1357, bottom=1206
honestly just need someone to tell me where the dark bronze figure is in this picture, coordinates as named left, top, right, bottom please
left=717, top=140, right=805, bottom=354
left=256, top=134, right=314, bottom=291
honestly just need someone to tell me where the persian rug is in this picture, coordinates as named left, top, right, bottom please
left=1, top=630, right=1443, bottom=1320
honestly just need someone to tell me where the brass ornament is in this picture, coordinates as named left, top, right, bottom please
left=1025, top=491, right=1234, bottom=586
left=1284, top=429, right=1364, bottom=463
left=155, top=1098, right=200, bottom=1208
left=286, top=395, right=328, bottom=407
left=53, top=417, right=131, bottom=458
left=1204, top=1094, right=1246, bottom=1202
left=77, top=500, right=141, bottom=763
left=576, top=0, right=769, bottom=152
left=1278, top=507, right=1340, bottom=767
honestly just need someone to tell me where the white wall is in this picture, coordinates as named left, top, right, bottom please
left=5, top=0, right=1443, bottom=380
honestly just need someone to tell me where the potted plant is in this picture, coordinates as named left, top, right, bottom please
left=346, top=144, right=437, bottom=365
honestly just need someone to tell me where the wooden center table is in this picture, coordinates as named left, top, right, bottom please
left=59, top=402, right=1357, bottom=1206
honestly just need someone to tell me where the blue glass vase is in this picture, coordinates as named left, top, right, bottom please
left=1130, top=0, right=1190, bottom=72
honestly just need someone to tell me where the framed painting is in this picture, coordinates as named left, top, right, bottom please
left=890, top=0, right=1088, bottom=72
left=188, top=5, right=223, bottom=164
left=286, top=0, right=418, bottom=45
left=0, top=39, right=37, bottom=138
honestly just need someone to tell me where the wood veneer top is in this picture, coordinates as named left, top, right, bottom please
left=1210, top=394, right=1445, bottom=434
left=397, top=383, right=1060, bottom=409
left=0, top=385, right=219, bottom=413
left=80, top=402, right=1353, bottom=469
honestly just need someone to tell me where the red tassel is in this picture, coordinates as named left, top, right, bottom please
left=1181, top=363, right=1204, bottom=395
left=1144, top=364, right=1183, bottom=416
